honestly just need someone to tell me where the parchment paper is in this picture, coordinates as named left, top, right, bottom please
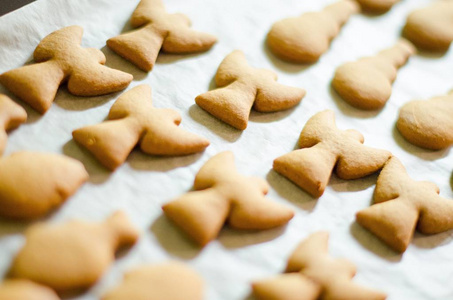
left=1, top=0, right=452, bottom=299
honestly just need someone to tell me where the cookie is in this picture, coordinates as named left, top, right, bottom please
left=403, top=1, right=453, bottom=52
left=252, top=231, right=387, bottom=300
left=332, top=40, right=415, bottom=110
left=162, top=151, right=294, bottom=246
left=0, top=94, right=27, bottom=154
left=355, top=0, right=400, bottom=13
left=0, top=280, right=60, bottom=300
left=267, top=0, right=360, bottom=63
left=397, top=91, right=453, bottom=150
left=73, top=84, right=209, bottom=170
left=102, top=262, right=203, bottom=300
left=0, top=26, right=133, bottom=114
left=273, top=110, right=391, bottom=198
left=107, top=0, right=217, bottom=72
left=0, top=151, right=88, bottom=220
left=10, top=211, right=139, bottom=292
left=356, top=157, right=453, bottom=253
left=195, top=50, right=306, bottom=130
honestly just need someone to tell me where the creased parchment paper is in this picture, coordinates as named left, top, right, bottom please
left=0, top=0, right=452, bottom=299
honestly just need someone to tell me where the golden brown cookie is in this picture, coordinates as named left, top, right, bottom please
left=252, top=231, right=387, bottom=300
left=0, top=26, right=133, bottom=114
left=355, top=0, right=400, bottom=13
left=273, top=110, right=391, bottom=198
left=10, top=211, right=139, bottom=292
left=267, top=0, right=360, bottom=63
left=73, top=84, right=209, bottom=171
left=0, top=94, right=27, bottom=154
left=0, top=151, right=88, bottom=220
left=332, top=40, right=415, bottom=110
left=102, top=262, right=203, bottom=300
left=0, top=280, right=60, bottom=300
left=397, top=91, right=453, bottom=150
left=356, top=157, right=453, bottom=253
left=403, top=1, right=453, bottom=52
left=107, top=0, right=217, bottom=72
left=162, top=151, right=294, bottom=246
left=195, top=50, right=306, bottom=130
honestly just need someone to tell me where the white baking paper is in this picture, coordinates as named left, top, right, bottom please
left=1, top=0, right=453, bottom=299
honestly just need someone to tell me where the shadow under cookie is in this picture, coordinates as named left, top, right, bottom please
left=350, top=222, right=402, bottom=262
left=188, top=104, right=242, bottom=142
left=126, top=150, right=204, bottom=172
left=266, top=170, right=317, bottom=212
left=150, top=214, right=201, bottom=260
left=62, top=139, right=112, bottom=185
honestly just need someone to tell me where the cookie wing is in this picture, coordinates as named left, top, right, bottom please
left=162, top=26, right=217, bottom=53
left=254, top=81, right=305, bottom=112
left=335, top=144, right=391, bottom=180
left=67, top=60, right=132, bottom=96
left=139, top=109, right=210, bottom=156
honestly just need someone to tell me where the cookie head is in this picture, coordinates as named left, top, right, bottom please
left=403, top=1, right=453, bottom=52
left=397, top=91, right=453, bottom=150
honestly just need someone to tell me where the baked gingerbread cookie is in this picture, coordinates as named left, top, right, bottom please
left=10, top=211, right=139, bottom=292
left=355, top=0, right=400, bottom=13
left=0, top=26, right=133, bottom=114
left=403, top=1, right=453, bottom=52
left=332, top=40, right=415, bottom=110
left=0, top=151, right=88, bottom=220
left=107, top=0, right=217, bottom=72
left=357, top=157, right=453, bottom=253
left=397, top=91, right=453, bottom=150
left=73, top=84, right=209, bottom=170
left=163, top=151, right=294, bottom=246
left=267, top=0, right=360, bottom=63
left=102, top=262, right=203, bottom=300
left=0, top=280, right=60, bottom=300
left=0, top=94, right=27, bottom=154
left=252, top=231, right=387, bottom=300
left=273, top=110, right=391, bottom=198
left=195, top=50, right=306, bottom=130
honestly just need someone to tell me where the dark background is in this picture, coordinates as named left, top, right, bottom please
left=0, top=0, right=35, bottom=16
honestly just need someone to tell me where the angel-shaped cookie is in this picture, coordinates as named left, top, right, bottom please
left=102, top=262, right=203, bottom=300
left=0, top=151, right=88, bottom=220
left=403, top=1, right=453, bottom=52
left=267, top=0, right=360, bottom=63
left=253, top=232, right=387, bottom=300
left=357, top=157, right=453, bottom=253
left=107, top=0, right=217, bottom=72
left=73, top=84, right=209, bottom=170
left=163, top=151, right=294, bottom=246
left=195, top=50, right=306, bottom=130
left=273, top=110, right=391, bottom=198
left=397, top=91, right=453, bottom=150
left=0, top=26, right=132, bottom=114
left=333, top=40, right=415, bottom=110
left=10, top=211, right=139, bottom=292
left=0, top=94, right=27, bottom=154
